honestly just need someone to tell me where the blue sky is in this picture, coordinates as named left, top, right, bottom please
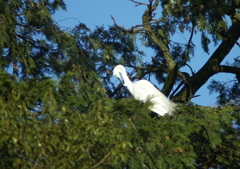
left=54, top=0, right=238, bottom=106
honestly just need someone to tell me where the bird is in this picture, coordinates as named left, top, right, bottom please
left=113, top=64, right=176, bottom=116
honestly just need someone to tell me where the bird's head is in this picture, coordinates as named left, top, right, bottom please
left=113, top=65, right=126, bottom=83
left=113, top=66, right=121, bottom=79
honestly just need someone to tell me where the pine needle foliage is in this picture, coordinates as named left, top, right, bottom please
left=0, top=0, right=240, bottom=168
left=1, top=93, right=239, bottom=168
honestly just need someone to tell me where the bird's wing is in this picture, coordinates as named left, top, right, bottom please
left=133, top=80, right=175, bottom=115
left=133, top=80, right=166, bottom=100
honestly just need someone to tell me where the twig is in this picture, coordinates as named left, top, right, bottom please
left=111, top=15, right=145, bottom=34
left=236, top=41, right=240, bottom=47
left=111, top=4, right=170, bottom=34
left=187, top=24, right=195, bottom=52
left=129, top=118, right=137, bottom=130
left=130, top=0, right=149, bottom=6
left=185, top=63, right=195, bottom=75
left=91, top=151, right=111, bottom=168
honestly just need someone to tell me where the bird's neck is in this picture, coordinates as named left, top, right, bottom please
left=122, top=72, right=134, bottom=95
left=121, top=71, right=131, bottom=85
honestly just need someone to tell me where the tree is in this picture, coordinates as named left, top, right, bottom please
left=92, top=0, right=240, bottom=105
left=0, top=0, right=239, bottom=168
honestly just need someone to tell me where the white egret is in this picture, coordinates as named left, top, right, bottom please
left=113, top=65, right=175, bottom=116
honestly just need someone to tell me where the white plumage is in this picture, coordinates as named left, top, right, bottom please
left=113, top=65, right=175, bottom=116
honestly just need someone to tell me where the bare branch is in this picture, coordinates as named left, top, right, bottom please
left=185, top=63, right=195, bottom=75
left=187, top=24, right=195, bottom=53
left=111, top=15, right=170, bottom=35
left=130, top=0, right=149, bottom=7
left=111, top=15, right=145, bottom=34
left=151, top=17, right=170, bottom=23
left=110, top=83, right=123, bottom=98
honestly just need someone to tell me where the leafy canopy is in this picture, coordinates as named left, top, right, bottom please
left=0, top=0, right=240, bottom=168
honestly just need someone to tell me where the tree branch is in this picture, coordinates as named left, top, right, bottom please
left=130, top=0, right=149, bottom=7
left=111, top=15, right=145, bottom=34
left=218, top=65, right=240, bottom=74
left=111, top=15, right=170, bottom=34
left=138, top=0, right=178, bottom=95
left=173, top=19, right=240, bottom=101
left=236, top=41, right=240, bottom=47
left=161, top=64, right=178, bottom=96
left=141, top=0, right=175, bottom=68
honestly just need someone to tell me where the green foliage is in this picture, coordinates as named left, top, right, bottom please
left=0, top=0, right=70, bottom=79
left=2, top=91, right=239, bottom=168
left=208, top=56, right=240, bottom=106
left=201, top=32, right=211, bottom=54
left=117, top=104, right=240, bottom=168
left=0, top=97, right=132, bottom=168
left=162, top=0, right=231, bottom=52
left=0, top=0, right=240, bottom=168
left=208, top=79, right=240, bottom=106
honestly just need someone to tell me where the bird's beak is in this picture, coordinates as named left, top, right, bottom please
left=120, top=79, right=125, bottom=85
left=113, top=72, right=124, bottom=85
left=115, top=73, right=124, bottom=85
left=118, top=76, right=124, bottom=85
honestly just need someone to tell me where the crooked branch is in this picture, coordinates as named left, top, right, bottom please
left=130, top=0, right=149, bottom=6
left=111, top=15, right=145, bottom=34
